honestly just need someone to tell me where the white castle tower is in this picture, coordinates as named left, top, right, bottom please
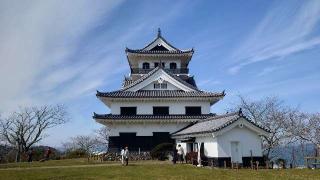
left=93, top=29, right=225, bottom=151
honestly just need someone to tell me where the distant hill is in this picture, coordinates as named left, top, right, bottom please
left=270, top=144, right=316, bottom=166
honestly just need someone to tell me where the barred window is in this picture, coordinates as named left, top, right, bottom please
left=154, top=83, right=167, bottom=89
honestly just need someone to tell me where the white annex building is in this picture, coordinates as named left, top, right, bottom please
left=94, top=29, right=269, bottom=166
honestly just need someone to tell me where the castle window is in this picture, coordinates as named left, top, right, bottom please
left=185, top=106, right=201, bottom=115
left=154, top=83, right=167, bottom=89
left=142, top=62, right=150, bottom=69
left=153, top=106, right=169, bottom=115
left=154, top=62, right=159, bottom=68
left=170, top=62, right=177, bottom=69
left=120, top=107, right=137, bottom=115
left=162, top=62, right=165, bottom=68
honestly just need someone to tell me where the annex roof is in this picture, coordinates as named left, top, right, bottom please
left=172, top=109, right=270, bottom=137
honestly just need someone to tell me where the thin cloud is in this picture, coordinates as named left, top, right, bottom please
left=228, top=0, right=320, bottom=74
left=0, top=1, right=124, bottom=111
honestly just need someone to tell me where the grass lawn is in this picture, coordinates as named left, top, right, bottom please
left=0, top=159, right=319, bottom=180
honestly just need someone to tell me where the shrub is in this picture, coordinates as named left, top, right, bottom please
left=65, top=149, right=88, bottom=159
left=185, top=152, right=198, bottom=165
left=150, top=143, right=173, bottom=160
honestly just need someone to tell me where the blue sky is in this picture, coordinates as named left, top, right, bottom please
left=0, top=0, right=320, bottom=146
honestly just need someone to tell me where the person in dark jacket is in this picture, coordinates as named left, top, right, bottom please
left=27, top=148, right=34, bottom=162
left=172, top=145, right=177, bottom=164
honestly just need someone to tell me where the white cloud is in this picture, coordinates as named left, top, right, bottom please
left=0, top=0, right=124, bottom=111
left=228, top=0, right=320, bottom=74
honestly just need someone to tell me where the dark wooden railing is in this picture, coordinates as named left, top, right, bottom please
left=131, top=68, right=189, bottom=74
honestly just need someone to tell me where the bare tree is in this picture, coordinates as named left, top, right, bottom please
left=65, top=135, right=100, bottom=161
left=95, top=126, right=110, bottom=151
left=0, top=105, right=68, bottom=162
left=286, top=112, right=320, bottom=156
left=236, top=96, right=290, bottom=160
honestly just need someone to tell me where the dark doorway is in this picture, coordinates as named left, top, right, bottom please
left=119, top=133, right=136, bottom=150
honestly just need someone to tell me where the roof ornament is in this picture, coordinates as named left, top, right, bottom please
left=157, top=28, right=161, bottom=37
left=238, top=108, right=243, bottom=116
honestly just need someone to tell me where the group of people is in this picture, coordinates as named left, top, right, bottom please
left=120, top=146, right=130, bottom=166
left=119, top=144, right=184, bottom=165
left=27, top=147, right=52, bottom=162
left=173, top=144, right=184, bottom=164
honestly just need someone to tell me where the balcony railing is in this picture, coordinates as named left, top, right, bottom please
left=131, top=68, right=189, bottom=74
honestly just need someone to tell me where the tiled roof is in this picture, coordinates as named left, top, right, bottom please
left=121, top=67, right=160, bottom=91
left=172, top=110, right=270, bottom=136
left=93, top=113, right=216, bottom=120
left=122, top=75, right=197, bottom=89
left=141, top=29, right=179, bottom=51
left=120, top=67, right=198, bottom=91
left=126, top=29, right=193, bottom=54
left=126, top=48, right=194, bottom=54
left=96, top=90, right=225, bottom=98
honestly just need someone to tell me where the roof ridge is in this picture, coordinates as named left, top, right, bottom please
left=121, top=67, right=160, bottom=91
left=125, top=48, right=194, bottom=54
left=201, top=111, right=239, bottom=121
left=126, top=29, right=193, bottom=52
left=163, top=69, right=199, bottom=91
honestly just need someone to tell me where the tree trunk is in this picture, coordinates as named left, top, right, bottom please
left=16, top=145, right=21, bottom=162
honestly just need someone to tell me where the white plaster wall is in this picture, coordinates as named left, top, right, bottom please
left=110, top=101, right=211, bottom=115
left=217, top=126, right=263, bottom=157
left=107, top=122, right=189, bottom=136
left=196, top=136, right=218, bottom=157
left=141, top=81, right=180, bottom=90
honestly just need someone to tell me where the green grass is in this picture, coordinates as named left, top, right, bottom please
left=0, top=159, right=319, bottom=180
left=0, top=158, right=114, bottom=169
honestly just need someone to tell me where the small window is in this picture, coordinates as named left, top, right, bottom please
left=170, top=63, right=177, bottom=69
left=154, top=83, right=167, bottom=89
left=185, top=106, right=201, bottom=115
left=154, top=62, right=159, bottom=68
left=153, top=106, right=169, bottom=115
left=154, top=83, right=161, bottom=89
left=120, top=107, right=137, bottom=115
left=142, top=62, right=150, bottom=69
left=162, top=62, right=165, bottom=68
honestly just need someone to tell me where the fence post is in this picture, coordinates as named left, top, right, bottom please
left=224, top=160, right=227, bottom=169
left=256, top=161, right=259, bottom=170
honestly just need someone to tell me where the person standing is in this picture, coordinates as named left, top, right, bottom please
left=120, top=147, right=125, bottom=165
left=124, top=147, right=129, bottom=166
left=45, top=147, right=52, bottom=160
left=177, top=144, right=184, bottom=164
left=27, top=148, right=34, bottom=162
left=172, top=145, right=177, bottom=164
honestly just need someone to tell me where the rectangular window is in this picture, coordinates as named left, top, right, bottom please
left=154, top=83, right=167, bottom=89
left=153, top=106, right=169, bottom=115
left=185, top=106, right=202, bottom=115
left=154, top=83, right=161, bottom=89
left=161, top=83, right=167, bottom=89
left=120, top=107, right=137, bottom=115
